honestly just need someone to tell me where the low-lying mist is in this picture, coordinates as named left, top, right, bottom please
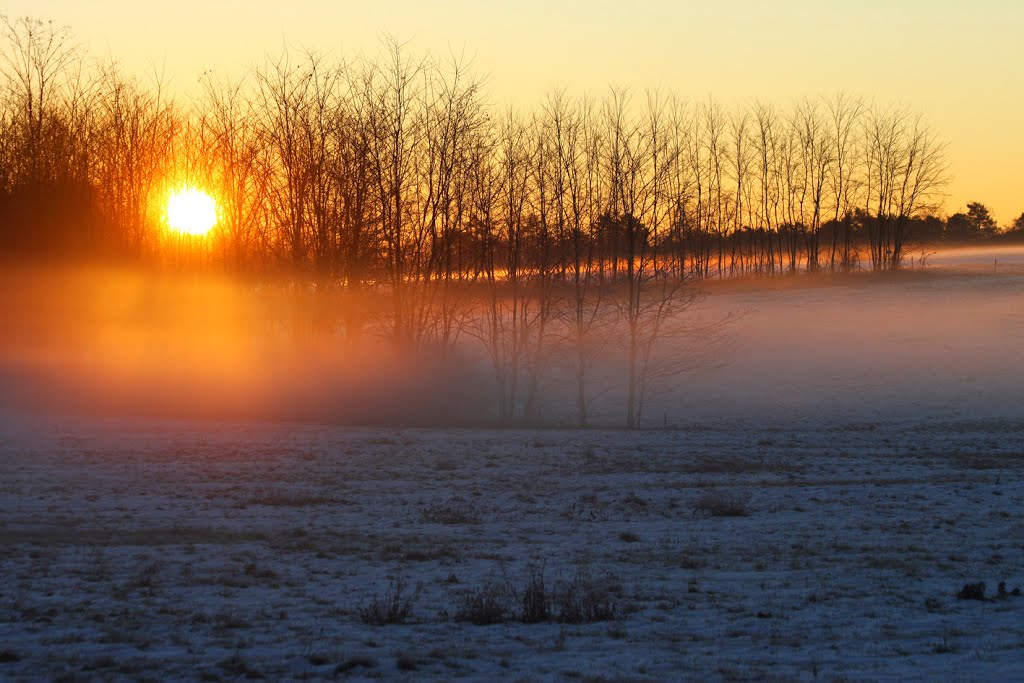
left=0, top=266, right=491, bottom=425
left=3, top=245, right=1022, bottom=429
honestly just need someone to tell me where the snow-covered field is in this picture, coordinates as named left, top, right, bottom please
left=2, top=416, right=1023, bottom=681
left=1, top=247, right=1023, bottom=681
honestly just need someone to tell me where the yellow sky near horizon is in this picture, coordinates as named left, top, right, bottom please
left=4, top=0, right=1022, bottom=222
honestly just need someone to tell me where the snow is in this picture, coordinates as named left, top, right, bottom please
left=1, top=416, right=1023, bottom=681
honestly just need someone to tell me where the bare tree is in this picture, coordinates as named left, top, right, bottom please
left=548, top=92, right=605, bottom=426
left=727, top=108, right=751, bottom=273
left=0, top=15, right=95, bottom=253
left=0, top=16, right=78, bottom=186
left=196, top=73, right=271, bottom=271
left=417, top=51, right=485, bottom=354
left=92, top=61, right=178, bottom=256
left=469, top=110, right=528, bottom=422
left=702, top=98, right=727, bottom=277
left=824, top=92, right=863, bottom=271
left=751, top=101, right=781, bottom=273
left=355, top=37, right=429, bottom=346
left=794, top=99, right=831, bottom=272
left=256, top=48, right=319, bottom=272
left=863, top=106, right=947, bottom=270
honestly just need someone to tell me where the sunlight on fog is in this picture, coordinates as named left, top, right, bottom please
left=2, top=245, right=1021, bottom=428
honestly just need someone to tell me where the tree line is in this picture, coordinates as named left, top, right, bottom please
left=2, top=17, right=1017, bottom=426
left=3, top=17, right=980, bottom=274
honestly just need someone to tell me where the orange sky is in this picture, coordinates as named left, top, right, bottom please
left=5, top=0, right=1022, bottom=222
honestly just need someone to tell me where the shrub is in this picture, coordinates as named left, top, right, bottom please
left=997, top=581, right=1021, bottom=598
left=455, top=581, right=510, bottom=625
left=359, top=576, right=421, bottom=625
left=956, top=582, right=986, bottom=601
left=335, top=656, right=376, bottom=674
left=218, top=652, right=262, bottom=679
left=454, top=564, right=619, bottom=626
left=692, top=490, right=751, bottom=517
left=421, top=496, right=482, bottom=524
left=395, top=654, right=418, bottom=671
left=556, top=569, right=616, bottom=624
left=520, top=565, right=549, bottom=623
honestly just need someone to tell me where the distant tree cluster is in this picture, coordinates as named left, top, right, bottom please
left=1, top=17, right=1017, bottom=426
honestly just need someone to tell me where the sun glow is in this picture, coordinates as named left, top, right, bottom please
left=167, top=188, right=217, bottom=236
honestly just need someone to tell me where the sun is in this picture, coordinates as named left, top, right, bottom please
left=167, top=188, right=218, bottom=236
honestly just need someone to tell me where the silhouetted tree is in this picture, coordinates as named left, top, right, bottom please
left=862, top=107, right=948, bottom=270
left=92, top=62, right=178, bottom=256
left=1007, top=212, right=1024, bottom=237
left=0, top=15, right=93, bottom=255
left=196, top=73, right=271, bottom=271
left=946, top=201, right=997, bottom=241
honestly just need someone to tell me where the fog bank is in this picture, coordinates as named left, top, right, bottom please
left=3, top=246, right=1022, bottom=429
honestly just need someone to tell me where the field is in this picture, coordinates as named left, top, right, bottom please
left=2, top=418, right=1023, bottom=681
left=1, top=247, right=1023, bottom=681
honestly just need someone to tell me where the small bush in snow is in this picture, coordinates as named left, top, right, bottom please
left=420, top=496, right=482, bottom=525
left=956, top=582, right=986, bottom=601
left=556, top=568, right=617, bottom=624
left=692, top=490, right=751, bottom=517
left=335, top=656, right=376, bottom=673
left=218, top=652, right=262, bottom=679
left=359, top=576, right=421, bottom=625
left=520, top=565, right=549, bottom=623
left=455, top=581, right=510, bottom=625
left=395, top=654, right=418, bottom=671
left=996, top=581, right=1021, bottom=598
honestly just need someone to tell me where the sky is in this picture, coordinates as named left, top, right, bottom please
left=5, top=0, right=1022, bottom=222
